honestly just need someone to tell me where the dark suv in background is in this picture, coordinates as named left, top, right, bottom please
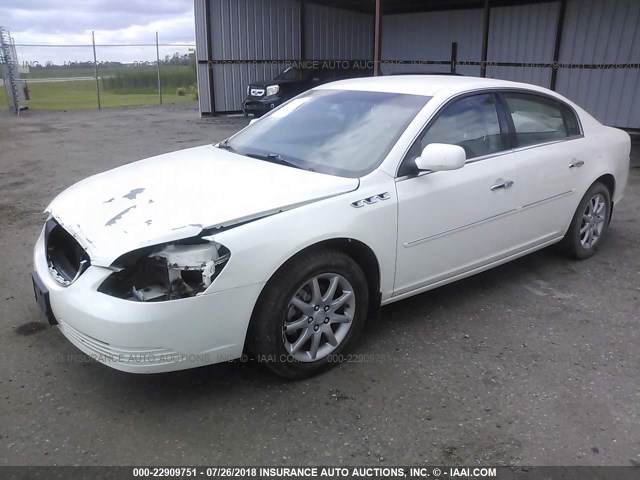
left=242, top=62, right=373, bottom=116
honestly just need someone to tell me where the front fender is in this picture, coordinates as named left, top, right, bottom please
left=206, top=170, right=398, bottom=302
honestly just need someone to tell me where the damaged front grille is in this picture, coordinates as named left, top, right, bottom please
left=45, top=219, right=91, bottom=286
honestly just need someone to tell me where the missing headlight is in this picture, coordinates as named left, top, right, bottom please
left=98, top=241, right=230, bottom=302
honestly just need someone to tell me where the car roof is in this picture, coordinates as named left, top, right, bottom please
left=315, top=74, right=548, bottom=97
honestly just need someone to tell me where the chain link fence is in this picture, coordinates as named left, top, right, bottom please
left=1, top=31, right=197, bottom=112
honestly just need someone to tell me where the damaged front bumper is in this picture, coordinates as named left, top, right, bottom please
left=33, top=226, right=264, bottom=373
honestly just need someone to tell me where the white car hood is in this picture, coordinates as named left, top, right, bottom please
left=47, top=145, right=359, bottom=266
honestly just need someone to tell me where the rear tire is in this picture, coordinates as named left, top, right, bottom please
left=248, top=249, right=369, bottom=380
left=561, top=182, right=611, bottom=259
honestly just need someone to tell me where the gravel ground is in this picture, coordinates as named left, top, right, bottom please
left=0, top=105, right=638, bottom=467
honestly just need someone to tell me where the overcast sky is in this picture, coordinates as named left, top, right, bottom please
left=1, top=0, right=196, bottom=65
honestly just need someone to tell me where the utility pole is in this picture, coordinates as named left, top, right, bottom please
left=92, top=30, right=101, bottom=109
left=156, top=31, right=162, bottom=105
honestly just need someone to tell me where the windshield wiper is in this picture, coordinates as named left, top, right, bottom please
left=220, top=144, right=305, bottom=170
left=245, top=152, right=304, bottom=170
left=217, top=139, right=235, bottom=152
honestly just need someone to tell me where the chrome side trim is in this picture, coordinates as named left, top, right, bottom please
left=385, top=235, right=565, bottom=305
left=404, top=189, right=575, bottom=248
left=522, top=189, right=574, bottom=209
left=404, top=208, right=517, bottom=248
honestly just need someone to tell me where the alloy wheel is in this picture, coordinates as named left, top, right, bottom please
left=282, top=273, right=355, bottom=362
left=580, top=193, right=606, bottom=249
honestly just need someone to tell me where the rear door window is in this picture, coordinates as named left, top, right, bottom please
left=503, top=92, right=581, bottom=147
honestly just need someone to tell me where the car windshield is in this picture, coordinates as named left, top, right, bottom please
left=224, top=89, right=430, bottom=177
left=275, top=67, right=311, bottom=82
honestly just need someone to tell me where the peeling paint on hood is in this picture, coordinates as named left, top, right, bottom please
left=46, top=145, right=359, bottom=266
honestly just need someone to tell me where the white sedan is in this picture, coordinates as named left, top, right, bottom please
left=32, top=76, right=631, bottom=379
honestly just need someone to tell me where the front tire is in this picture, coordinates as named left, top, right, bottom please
left=562, top=182, right=611, bottom=259
left=248, top=249, right=369, bottom=380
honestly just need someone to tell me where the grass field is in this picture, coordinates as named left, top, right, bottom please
left=25, top=80, right=196, bottom=110
left=102, top=66, right=196, bottom=93
left=23, top=67, right=98, bottom=79
left=0, top=66, right=197, bottom=111
left=23, top=66, right=193, bottom=79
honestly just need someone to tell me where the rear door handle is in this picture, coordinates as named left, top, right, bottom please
left=569, top=160, right=585, bottom=168
left=490, top=180, right=514, bottom=191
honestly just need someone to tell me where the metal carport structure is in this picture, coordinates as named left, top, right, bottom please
left=194, top=0, right=640, bottom=129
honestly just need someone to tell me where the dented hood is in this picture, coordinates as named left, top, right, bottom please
left=47, top=145, right=359, bottom=266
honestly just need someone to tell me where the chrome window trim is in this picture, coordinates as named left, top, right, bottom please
left=464, top=148, right=514, bottom=165
left=394, top=89, right=511, bottom=179
left=395, top=148, right=515, bottom=183
left=510, top=135, right=585, bottom=154
left=395, top=133, right=585, bottom=183
left=394, top=87, right=584, bottom=180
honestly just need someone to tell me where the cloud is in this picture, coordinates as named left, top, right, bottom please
left=3, top=0, right=193, bottom=34
left=1, top=0, right=195, bottom=64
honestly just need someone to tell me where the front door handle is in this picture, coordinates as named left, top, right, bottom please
left=490, top=180, right=514, bottom=191
left=569, top=160, right=585, bottom=168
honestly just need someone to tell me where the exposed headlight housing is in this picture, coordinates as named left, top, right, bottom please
left=45, top=219, right=91, bottom=287
left=98, top=239, right=230, bottom=302
left=266, top=85, right=279, bottom=97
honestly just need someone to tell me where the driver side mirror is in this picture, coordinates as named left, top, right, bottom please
left=415, top=143, right=466, bottom=172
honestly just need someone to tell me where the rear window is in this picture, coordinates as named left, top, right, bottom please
left=504, top=93, right=581, bottom=147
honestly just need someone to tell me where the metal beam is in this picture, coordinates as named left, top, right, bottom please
left=205, top=0, right=215, bottom=114
left=480, top=0, right=490, bottom=77
left=550, top=0, right=567, bottom=91
left=300, top=0, right=307, bottom=61
left=450, top=42, right=458, bottom=74
left=373, top=0, right=382, bottom=76
left=305, top=0, right=554, bottom=15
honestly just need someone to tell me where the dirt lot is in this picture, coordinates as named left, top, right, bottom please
left=0, top=105, right=638, bottom=467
